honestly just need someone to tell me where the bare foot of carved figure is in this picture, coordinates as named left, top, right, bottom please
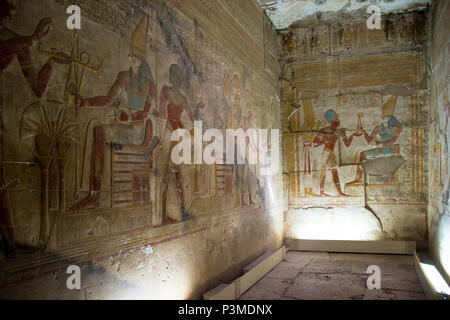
left=305, top=187, right=321, bottom=197
left=69, top=192, right=100, bottom=211
left=319, top=192, right=333, bottom=197
left=345, top=178, right=363, bottom=187
left=337, top=192, right=352, bottom=197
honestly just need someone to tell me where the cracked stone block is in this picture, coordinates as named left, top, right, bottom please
left=266, top=262, right=305, bottom=280
left=301, top=259, right=352, bottom=274
left=285, top=273, right=368, bottom=300
left=363, top=288, right=426, bottom=300
left=240, top=278, right=291, bottom=300
left=379, top=273, right=424, bottom=292
left=350, top=260, right=375, bottom=274
left=378, top=263, right=417, bottom=276
left=349, top=259, right=413, bottom=274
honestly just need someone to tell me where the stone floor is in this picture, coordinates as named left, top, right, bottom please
left=239, top=251, right=426, bottom=300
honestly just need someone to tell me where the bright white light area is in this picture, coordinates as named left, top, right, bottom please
left=436, top=214, right=450, bottom=284
left=420, top=263, right=450, bottom=296
left=284, top=207, right=385, bottom=241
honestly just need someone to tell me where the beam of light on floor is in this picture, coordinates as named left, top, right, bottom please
left=420, top=263, right=450, bottom=298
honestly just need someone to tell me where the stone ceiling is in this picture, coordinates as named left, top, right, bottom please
left=257, top=0, right=430, bottom=29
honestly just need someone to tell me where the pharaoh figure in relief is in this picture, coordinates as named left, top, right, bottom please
left=71, top=16, right=158, bottom=212
left=313, top=109, right=351, bottom=197
left=159, top=63, right=194, bottom=222
left=0, top=0, right=72, bottom=97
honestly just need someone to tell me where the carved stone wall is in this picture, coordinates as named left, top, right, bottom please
left=0, top=0, right=282, bottom=299
left=281, top=9, right=429, bottom=245
left=429, top=0, right=450, bottom=284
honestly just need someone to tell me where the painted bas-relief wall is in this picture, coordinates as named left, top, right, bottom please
left=281, top=9, right=429, bottom=244
left=429, top=0, right=450, bottom=283
left=0, top=0, right=283, bottom=299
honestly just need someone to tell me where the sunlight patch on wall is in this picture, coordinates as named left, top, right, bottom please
left=436, top=214, right=450, bottom=282
left=284, top=207, right=385, bottom=241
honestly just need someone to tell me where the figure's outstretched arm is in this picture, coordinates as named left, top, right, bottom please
left=0, top=17, right=53, bottom=57
left=313, top=133, right=325, bottom=147
left=79, top=72, right=126, bottom=108
left=16, top=49, right=72, bottom=98
left=131, top=81, right=157, bottom=120
left=339, top=130, right=355, bottom=147
left=363, top=127, right=378, bottom=144
left=0, top=35, right=37, bottom=57
left=0, top=18, right=66, bottom=97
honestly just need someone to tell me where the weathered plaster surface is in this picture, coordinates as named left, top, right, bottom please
left=258, top=0, right=430, bottom=30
